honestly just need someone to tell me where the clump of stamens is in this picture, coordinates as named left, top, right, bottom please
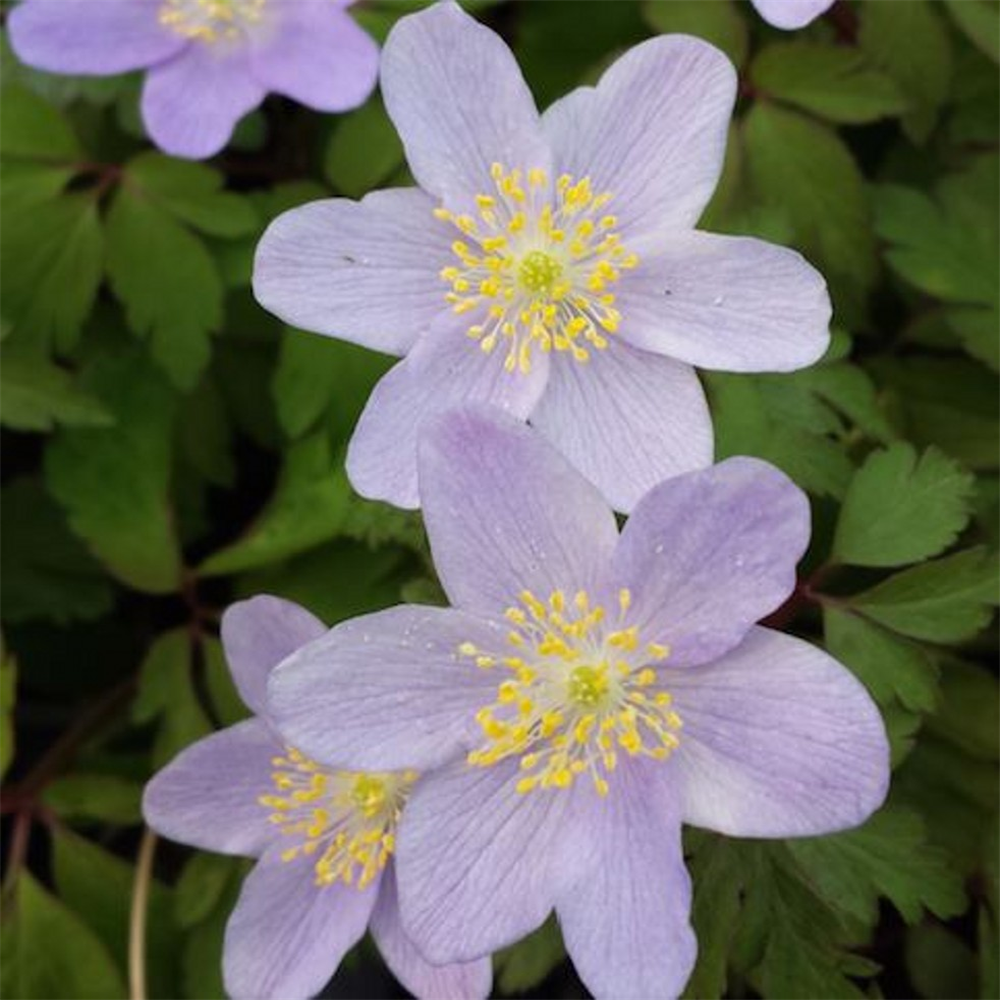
left=158, top=0, right=266, bottom=43
left=258, top=748, right=417, bottom=889
left=434, top=164, right=639, bottom=375
left=459, top=588, right=680, bottom=797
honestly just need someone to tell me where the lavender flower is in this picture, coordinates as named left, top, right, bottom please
left=8, top=0, right=378, bottom=159
left=268, top=407, right=890, bottom=1000
left=142, top=595, right=490, bottom=1000
left=253, top=1, right=831, bottom=513
left=751, top=0, right=835, bottom=30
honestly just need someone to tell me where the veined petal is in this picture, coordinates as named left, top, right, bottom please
left=419, top=406, right=620, bottom=617
left=223, top=847, right=379, bottom=1000
left=752, top=0, right=835, bottom=30
left=372, top=865, right=493, bottom=1000
left=556, top=761, right=696, bottom=1000
left=396, top=758, right=590, bottom=964
left=141, top=45, right=265, bottom=159
left=9, top=0, right=185, bottom=76
left=268, top=606, right=503, bottom=772
left=605, top=457, right=810, bottom=666
left=380, top=2, right=550, bottom=212
left=542, top=35, right=736, bottom=241
left=142, top=718, right=279, bottom=858
left=346, top=318, right=550, bottom=510
left=253, top=188, right=452, bottom=356
left=668, top=627, right=890, bottom=836
left=249, top=2, right=377, bottom=111
left=220, top=595, right=325, bottom=718
left=617, top=231, right=831, bottom=372
left=530, top=344, right=713, bottom=514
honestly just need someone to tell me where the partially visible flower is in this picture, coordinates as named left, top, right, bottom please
left=751, top=0, right=835, bottom=30
left=268, top=406, right=890, bottom=1000
left=142, top=595, right=490, bottom=1000
left=253, top=1, right=831, bottom=514
left=8, top=0, right=378, bottom=159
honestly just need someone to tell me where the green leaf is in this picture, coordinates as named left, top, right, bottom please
left=202, top=636, right=249, bottom=728
left=906, top=922, right=979, bottom=1000
left=43, top=773, right=142, bottom=825
left=200, top=432, right=351, bottom=576
left=0, top=84, right=81, bottom=161
left=323, top=96, right=405, bottom=198
left=824, top=607, right=940, bottom=713
left=125, top=153, right=258, bottom=237
left=132, top=628, right=212, bottom=768
left=181, top=869, right=245, bottom=1000
left=44, top=351, right=182, bottom=594
left=5, top=872, right=127, bottom=999
left=0, top=192, right=103, bottom=351
left=1, top=640, right=16, bottom=780
left=743, top=103, right=876, bottom=312
left=944, top=0, right=1000, bottom=64
left=926, top=658, right=999, bottom=762
left=788, top=804, right=966, bottom=927
left=858, top=0, right=953, bottom=142
left=752, top=42, right=908, bottom=124
left=795, top=362, right=897, bottom=444
left=0, top=478, right=114, bottom=625
left=851, top=547, right=1000, bottom=642
left=0, top=345, right=112, bottom=432
left=833, top=444, right=975, bottom=567
left=105, top=185, right=224, bottom=390
left=175, top=853, right=238, bottom=929
left=642, top=0, right=748, bottom=67
left=494, top=917, right=565, bottom=994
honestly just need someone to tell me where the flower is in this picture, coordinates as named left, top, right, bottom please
left=267, top=406, right=891, bottom=1000
left=8, top=0, right=378, bottom=159
left=751, top=0, right=835, bottom=30
left=142, top=595, right=491, bottom=1000
left=253, top=1, right=831, bottom=514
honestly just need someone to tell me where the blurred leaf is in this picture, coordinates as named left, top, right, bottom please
left=200, top=432, right=350, bottom=576
left=175, top=852, right=238, bottom=929
left=825, top=607, right=940, bottom=713
left=4, top=872, right=127, bottom=999
left=180, top=868, right=245, bottom=1000
left=43, top=773, right=142, bottom=825
left=324, top=96, right=404, bottom=198
left=789, top=804, right=967, bottom=927
left=851, top=547, right=1000, bottom=642
left=0, top=478, right=114, bottom=625
left=133, top=628, right=211, bottom=768
left=926, top=658, right=999, bottom=762
left=906, top=922, right=979, bottom=1000
left=1, top=640, right=15, bottom=780
left=944, top=0, right=1000, bottom=64
left=176, top=375, right=235, bottom=489
left=795, top=362, right=897, bottom=444
left=858, top=0, right=952, bottom=142
left=45, top=352, right=182, bottom=594
left=125, top=153, right=258, bottom=237
left=743, top=103, right=875, bottom=312
left=494, top=917, right=566, bottom=994
left=0, top=345, right=112, bottom=432
left=752, top=42, right=908, bottom=124
left=833, top=444, right=975, bottom=567
left=0, top=83, right=81, bottom=160
left=642, top=0, right=748, bottom=67
left=202, top=636, right=249, bottom=728
left=105, top=185, right=224, bottom=390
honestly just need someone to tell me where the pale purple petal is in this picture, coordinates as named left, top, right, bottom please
left=617, top=232, right=831, bottom=372
left=396, top=758, right=590, bottom=964
left=380, top=2, right=550, bottom=212
left=249, top=2, right=377, bottom=111
left=223, top=847, right=379, bottom=1000
left=556, top=761, right=696, bottom=1000
left=418, top=406, right=620, bottom=617
left=542, top=35, right=735, bottom=241
left=372, top=865, right=493, bottom=1000
left=8, top=0, right=185, bottom=75
left=346, top=319, right=550, bottom=510
left=605, top=457, right=810, bottom=666
left=268, top=606, right=503, bottom=772
left=142, top=719, right=279, bottom=857
left=253, top=188, right=451, bottom=356
left=668, top=627, right=890, bottom=836
left=220, top=595, right=325, bottom=718
left=752, top=0, right=835, bottom=30
left=141, top=45, right=265, bottom=159
left=530, top=345, right=713, bottom=514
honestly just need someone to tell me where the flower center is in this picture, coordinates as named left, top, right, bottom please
left=258, top=747, right=418, bottom=889
left=458, top=588, right=681, bottom=798
left=158, top=0, right=266, bottom=43
left=435, top=164, right=639, bottom=375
